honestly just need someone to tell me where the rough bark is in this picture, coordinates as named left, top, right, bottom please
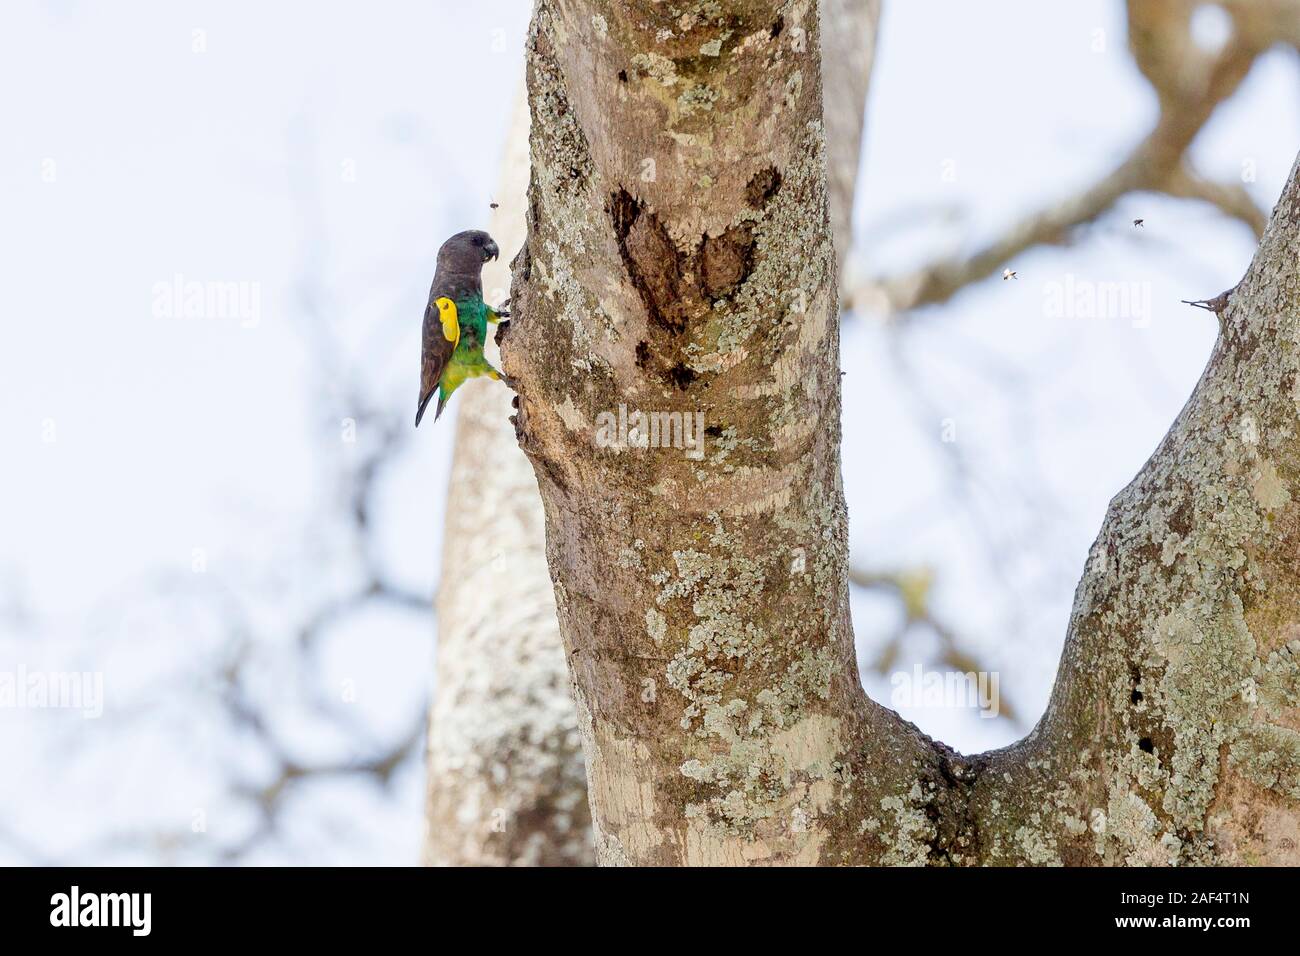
left=424, top=0, right=879, bottom=865
left=502, top=0, right=936, bottom=866
left=502, top=0, right=1300, bottom=865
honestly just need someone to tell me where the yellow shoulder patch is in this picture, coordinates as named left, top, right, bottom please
left=436, top=297, right=459, bottom=349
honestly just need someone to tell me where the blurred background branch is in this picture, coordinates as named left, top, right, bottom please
left=846, top=0, right=1293, bottom=319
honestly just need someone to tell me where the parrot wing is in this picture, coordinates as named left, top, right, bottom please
left=416, top=296, right=459, bottom=426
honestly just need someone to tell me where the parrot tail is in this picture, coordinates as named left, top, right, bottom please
left=415, top=391, right=434, bottom=427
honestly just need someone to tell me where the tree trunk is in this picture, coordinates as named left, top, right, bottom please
left=424, top=0, right=879, bottom=866
left=501, top=0, right=934, bottom=866
left=501, top=0, right=1300, bottom=865
left=819, top=0, right=879, bottom=280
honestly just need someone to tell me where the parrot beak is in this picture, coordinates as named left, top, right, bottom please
left=484, top=240, right=500, bottom=262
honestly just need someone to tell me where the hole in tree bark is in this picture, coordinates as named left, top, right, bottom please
left=1129, top=664, right=1143, bottom=705
left=609, top=188, right=688, bottom=334
left=668, top=364, right=697, bottom=389
left=745, top=166, right=782, bottom=209
left=609, top=179, right=776, bottom=389
left=701, top=224, right=756, bottom=300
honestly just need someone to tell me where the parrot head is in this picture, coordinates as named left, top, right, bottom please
left=438, top=230, right=499, bottom=273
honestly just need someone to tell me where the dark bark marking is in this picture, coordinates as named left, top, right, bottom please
left=745, top=166, right=782, bottom=209
left=609, top=182, right=774, bottom=390
left=923, top=748, right=987, bottom=866
left=1168, top=500, right=1192, bottom=537
left=668, top=364, right=697, bottom=389
left=610, top=188, right=688, bottom=334
left=701, top=223, right=756, bottom=300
